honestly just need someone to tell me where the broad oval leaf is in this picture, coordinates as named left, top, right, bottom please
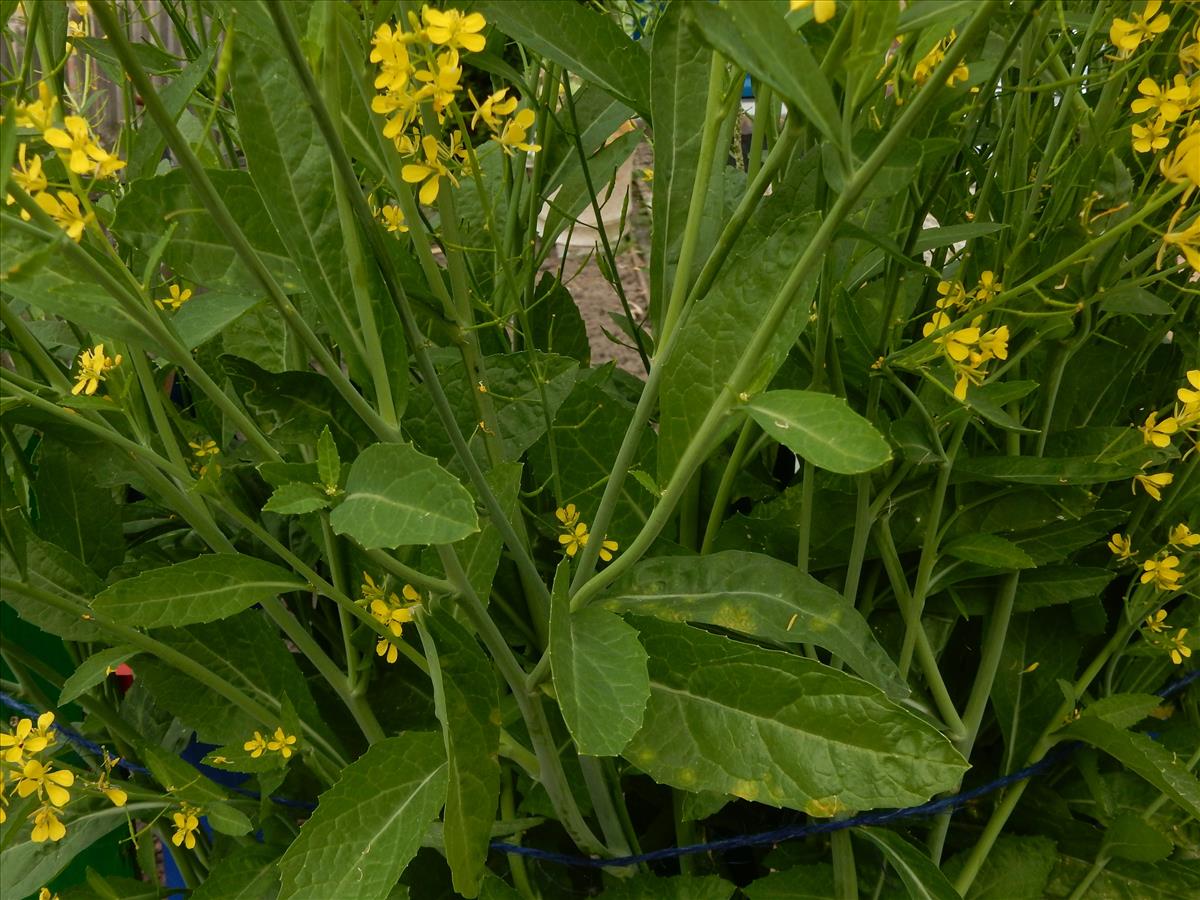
left=744, top=390, right=891, bottom=474
left=92, top=554, right=305, bottom=628
left=552, top=566, right=650, bottom=756
left=601, top=551, right=907, bottom=698
left=277, top=733, right=448, bottom=900
left=330, top=443, right=479, bottom=548
left=942, top=533, right=1037, bottom=570
left=624, top=619, right=966, bottom=813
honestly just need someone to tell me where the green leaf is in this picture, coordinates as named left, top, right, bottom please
left=418, top=613, right=501, bottom=898
left=128, top=43, right=217, bottom=180
left=1080, top=694, right=1163, bottom=729
left=190, top=845, right=281, bottom=900
left=648, top=0, right=715, bottom=324
left=944, top=835, right=1057, bottom=899
left=92, top=554, right=305, bottom=628
left=601, top=872, right=737, bottom=900
left=263, top=482, right=330, bottom=515
left=71, top=36, right=180, bottom=75
left=689, top=3, right=841, bottom=148
left=743, top=864, right=835, bottom=899
left=331, top=443, right=478, bottom=548
left=527, top=273, right=590, bottom=366
left=1044, top=855, right=1200, bottom=898
left=855, top=827, right=960, bottom=900
left=34, top=441, right=125, bottom=576
left=115, top=169, right=301, bottom=292
left=59, top=646, right=137, bottom=706
left=744, top=390, right=892, bottom=474
left=601, top=551, right=907, bottom=698
left=1, top=802, right=144, bottom=898
left=943, top=533, right=1037, bottom=569
left=277, top=733, right=448, bottom=900
left=1103, top=814, right=1173, bottom=863
left=1098, top=285, right=1174, bottom=316
left=624, top=619, right=966, bottom=812
left=952, top=456, right=1138, bottom=485
left=222, top=356, right=373, bottom=454
left=1059, top=717, right=1200, bottom=820
left=551, top=565, right=650, bottom=757
left=230, top=3, right=373, bottom=388
left=170, top=291, right=263, bottom=350
left=317, top=425, right=341, bottom=490
left=133, top=609, right=330, bottom=747
left=658, top=181, right=818, bottom=479
left=475, top=0, right=650, bottom=118
left=912, top=221, right=1006, bottom=251
left=205, top=800, right=254, bottom=837
left=141, top=743, right=228, bottom=805
left=1, top=535, right=104, bottom=641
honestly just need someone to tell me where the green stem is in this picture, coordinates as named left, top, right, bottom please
left=699, top=419, right=755, bottom=554
left=832, top=827, right=858, bottom=900
left=92, top=1, right=401, bottom=447
left=659, top=53, right=727, bottom=346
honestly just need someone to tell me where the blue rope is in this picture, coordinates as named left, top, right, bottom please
left=4, top=669, right=1197, bottom=868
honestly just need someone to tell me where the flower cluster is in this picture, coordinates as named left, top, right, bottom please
left=921, top=271, right=1010, bottom=400
left=244, top=727, right=299, bottom=760
left=7, top=81, right=126, bottom=242
left=361, top=573, right=421, bottom=664
left=555, top=504, right=619, bottom=563
left=1141, top=607, right=1193, bottom=665
left=1131, top=369, right=1200, bottom=501
left=171, top=803, right=202, bottom=849
left=368, top=7, right=540, bottom=210
left=71, top=343, right=122, bottom=397
left=1, top=712, right=125, bottom=844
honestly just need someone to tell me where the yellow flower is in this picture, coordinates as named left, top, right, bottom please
left=0, top=770, right=8, bottom=824
left=559, top=521, right=588, bottom=557
left=155, top=284, right=193, bottom=311
left=1169, top=523, right=1200, bottom=549
left=1160, top=217, right=1200, bottom=272
left=946, top=61, right=970, bottom=88
left=1109, top=1, right=1170, bottom=56
left=470, top=87, right=518, bottom=131
left=555, top=504, right=580, bottom=529
left=1144, top=609, right=1170, bottom=633
left=71, top=343, right=122, bottom=396
left=1107, top=533, right=1136, bottom=560
left=88, top=142, right=126, bottom=178
left=380, top=204, right=408, bottom=233
left=14, top=82, right=58, bottom=131
left=370, top=584, right=419, bottom=664
left=951, top=356, right=987, bottom=400
left=1140, top=411, right=1178, bottom=448
left=1, top=715, right=51, bottom=763
left=973, top=271, right=1001, bottom=303
left=42, top=115, right=98, bottom=175
left=370, top=23, right=413, bottom=93
left=790, top=0, right=836, bottom=23
left=243, top=731, right=268, bottom=758
left=373, top=87, right=420, bottom=142
left=7, top=144, right=48, bottom=219
left=494, top=108, right=541, bottom=155
left=35, top=190, right=92, bottom=241
left=923, top=311, right=980, bottom=362
left=413, top=48, right=463, bottom=119
left=189, top=439, right=219, bottom=457
left=1131, top=77, right=1188, bottom=122
left=936, top=279, right=968, bottom=310
left=402, top=134, right=451, bottom=205
left=1133, top=470, right=1173, bottom=501
left=1179, top=370, right=1200, bottom=406
left=976, top=324, right=1009, bottom=361
left=1141, top=555, right=1183, bottom=591
left=1168, top=628, right=1192, bottom=665
left=1131, top=117, right=1171, bottom=153
left=361, top=572, right=387, bottom=604
left=596, top=535, right=619, bottom=563
left=16, top=759, right=75, bottom=807
left=30, top=804, right=66, bottom=843
left=94, top=757, right=127, bottom=807
left=39, top=888, right=60, bottom=900
left=266, top=727, right=297, bottom=759
left=422, top=6, right=487, bottom=53
left=1160, top=130, right=1200, bottom=190
left=171, top=807, right=201, bottom=849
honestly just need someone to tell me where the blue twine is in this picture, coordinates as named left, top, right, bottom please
left=4, top=669, right=1197, bottom=868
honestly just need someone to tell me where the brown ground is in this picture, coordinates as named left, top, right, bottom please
left=543, top=145, right=653, bottom=375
